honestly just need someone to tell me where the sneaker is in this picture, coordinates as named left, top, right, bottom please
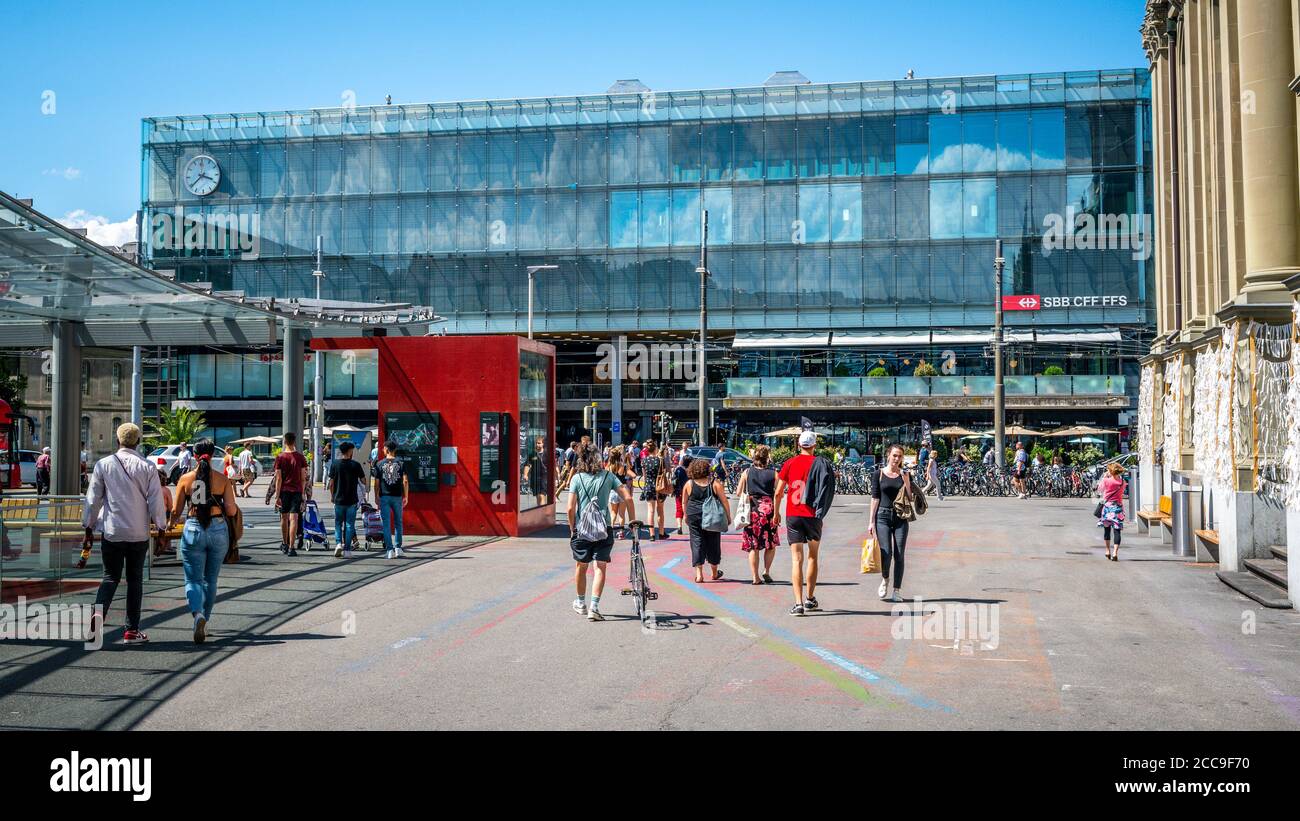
left=395, top=548, right=404, bottom=557
left=572, top=598, right=587, bottom=616
left=789, top=604, right=805, bottom=617
left=889, top=590, right=904, bottom=603
left=384, top=550, right=394, bottom=559
left=878, top=579, right=889, bottom=599
left=762, top=573, right=774, bottom=584
left=193, top=616, right=207, bottom=645
left=804, top=596, right=819, bottom=612
left=122, top=629, right=149, bottom=645
left=334, top=543, right=344, bottom=558
left=280, top=543, right=290, bottom=555
left=587, top=606, right=604, bottom=622
left=288, top=548, right=298, bottom=557
left=342, top=550, right=353, bottom=558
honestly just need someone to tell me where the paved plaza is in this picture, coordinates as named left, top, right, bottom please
left=4, top=484, right=1291, bottom=731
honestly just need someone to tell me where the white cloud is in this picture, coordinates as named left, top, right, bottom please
left=41, top=166, right=81, bottom=180
left=59, top=209, right=138, bottom=247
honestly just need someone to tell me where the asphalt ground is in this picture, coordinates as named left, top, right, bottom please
left=99, top=490, right=1300, bottom=731
left=0, top=481, right=494, bottom=730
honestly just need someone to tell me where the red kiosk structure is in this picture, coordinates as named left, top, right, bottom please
left=311, top=335, right=556, bottom=537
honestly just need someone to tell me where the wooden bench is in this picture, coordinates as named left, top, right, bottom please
left=1135, top=496, right=1173, bottom=540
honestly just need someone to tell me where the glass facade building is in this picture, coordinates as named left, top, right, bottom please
left=142, top=69, right=1153, bottom=434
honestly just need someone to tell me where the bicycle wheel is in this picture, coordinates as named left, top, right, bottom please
left=631, top=551, right=647, bottom=622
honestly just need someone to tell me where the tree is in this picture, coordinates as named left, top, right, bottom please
left=0, top=355, right=28, bottom=416
left=1042, top=365, right=1065, bottom=376
left=867, top=366, right=890, bottom=377
left=144, top=406, right=208, bottom=444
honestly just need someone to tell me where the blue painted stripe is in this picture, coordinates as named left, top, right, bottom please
left=654, top=559, right=951, bottom=713
left=339, top=565, right=571, bottom=674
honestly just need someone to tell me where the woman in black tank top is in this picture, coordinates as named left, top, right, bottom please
left=682, top=457, right=729, bottom=583
left=737, top=445, right=779, bottom=585
left=172, top=439, right=239, bottom=645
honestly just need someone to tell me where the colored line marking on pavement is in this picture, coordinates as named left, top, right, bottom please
left=339, top=565, right=571, bottom=674
left=656, top=561, right=882, bottom=708
left=718, top=616, right=759, bottom=639
left=657, top=557, right=951, bottom=713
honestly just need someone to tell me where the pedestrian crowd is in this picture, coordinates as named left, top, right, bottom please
left=70, top=423, right=411, bottom=647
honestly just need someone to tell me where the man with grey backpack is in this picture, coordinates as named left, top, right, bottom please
left=566, top=443, right=634, bottom=621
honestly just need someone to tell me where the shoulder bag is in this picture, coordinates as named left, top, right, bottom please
left=701, top=483, right=728, bottom=532
left=893, top=472, right=918, bottom=523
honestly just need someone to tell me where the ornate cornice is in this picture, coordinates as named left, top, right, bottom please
left=1141, top=0, right=1176, bottom=63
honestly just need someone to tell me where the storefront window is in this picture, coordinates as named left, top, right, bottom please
left=518, top=351, right=551, bottom=512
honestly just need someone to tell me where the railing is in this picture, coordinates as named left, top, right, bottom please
left=727, top=375, right=1127, bottom=398
left=0, top=495, right=126, bottom=604
left=558, top=382, right=728, bottom=401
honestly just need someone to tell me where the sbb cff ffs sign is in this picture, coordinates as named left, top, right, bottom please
left=1002, top=295, right=1041, bottom=311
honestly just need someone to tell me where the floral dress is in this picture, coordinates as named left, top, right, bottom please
left=640, top=455, right=666, bottom=501
left=1096, top=476, right=1125, bottom=530
left=741, top=467, right=778, bottom=553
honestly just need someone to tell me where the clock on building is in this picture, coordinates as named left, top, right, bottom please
left=182, top=154, right=221, bottom=196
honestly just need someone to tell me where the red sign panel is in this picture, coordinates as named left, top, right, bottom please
left=1002, top=294, right=1041, bottom=311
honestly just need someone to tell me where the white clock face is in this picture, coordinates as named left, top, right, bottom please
left=183, top=154, right=221, bottom=196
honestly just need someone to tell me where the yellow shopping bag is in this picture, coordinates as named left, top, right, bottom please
left=860, top=537, right=880, bottom=574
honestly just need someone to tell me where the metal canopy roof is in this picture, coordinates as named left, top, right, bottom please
left=0, top=190, right=440, bottom=346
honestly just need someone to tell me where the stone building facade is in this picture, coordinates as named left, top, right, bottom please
left=1139, top=0, right=1300, bottom=608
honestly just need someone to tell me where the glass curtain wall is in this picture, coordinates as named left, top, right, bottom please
left=142, top=70, right=1150, bottom=334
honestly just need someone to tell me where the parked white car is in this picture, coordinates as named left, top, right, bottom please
left=8, top=449, right=40, bottom=487
left=149, top=444, right=227, bottom=485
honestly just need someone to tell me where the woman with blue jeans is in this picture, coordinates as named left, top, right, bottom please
left=371, top=441, right=409, bottom=559
left=172, top=439, right=238, bottom=644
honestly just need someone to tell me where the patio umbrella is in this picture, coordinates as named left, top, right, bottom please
left=764, top=426, right=833, bottom=437
left=931, top=425, right=978, bottom=436
left=1003, top=425, right=1043, bottom=437
left=1044, top=426, right=1084, bottom=438
left=959, top=433, right=993, bottom=440
left=1068, top=436, right=1107, bottom=444
left=1068, top=425, right=1117, bottom=436
left=230, top=435, right=280, bottom=445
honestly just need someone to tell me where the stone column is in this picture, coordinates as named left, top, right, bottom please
left=1237, top=0, right=1300, bottom=301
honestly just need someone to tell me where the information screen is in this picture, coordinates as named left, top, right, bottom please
left=383, top=411, right=441, bottom=492
left=479, top=412, right=510, bottom=493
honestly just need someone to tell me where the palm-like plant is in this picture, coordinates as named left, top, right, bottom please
left=144, top=406, right=209, bottom=445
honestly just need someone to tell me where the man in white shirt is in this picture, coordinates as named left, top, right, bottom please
left=236, top=446, right=256, bottom=497
left=83, top=423, right=168, bottom=645
left=175, top=442, right=194, bottom=478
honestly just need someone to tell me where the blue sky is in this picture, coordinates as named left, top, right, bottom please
left=0, top=0, right=1146, bottom=242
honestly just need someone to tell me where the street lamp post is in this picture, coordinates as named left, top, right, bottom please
left=993, top=239, right=1006, bottom=469
left=696, top=209, right=709, bottom=448
left=312, top=235, right=325, bottom=485
left=526, top=265, right=558, bottom=340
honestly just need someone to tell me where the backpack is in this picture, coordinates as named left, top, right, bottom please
left=574, top=473, right=610, bottom=542
left=803, top=455, right=836, bottom=520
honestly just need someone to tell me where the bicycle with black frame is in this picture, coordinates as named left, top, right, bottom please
left=620, top=519, right=658, bottom=625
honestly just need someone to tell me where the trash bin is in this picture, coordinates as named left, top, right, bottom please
left=1170, top=470, right=1202, bottom=559
left=1126, top=465, right=1139, bottom=524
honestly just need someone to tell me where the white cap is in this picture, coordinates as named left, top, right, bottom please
left=798, top=430, right=817, bottom=448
